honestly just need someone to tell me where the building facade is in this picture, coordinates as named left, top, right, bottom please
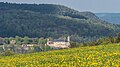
left=47, top=36, right=70, bottom=49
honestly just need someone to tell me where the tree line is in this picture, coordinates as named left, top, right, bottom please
left=0, top=36, right=47, bottom=45
left=70, top=32, right=120, bottom=48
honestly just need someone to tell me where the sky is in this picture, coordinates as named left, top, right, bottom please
left=0, top=0, right=120, bottom=13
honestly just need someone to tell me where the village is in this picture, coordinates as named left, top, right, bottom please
left=0, top=36, right=71, bottom=53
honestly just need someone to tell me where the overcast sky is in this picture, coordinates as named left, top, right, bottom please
left=0, top=0, right=120, bottom=13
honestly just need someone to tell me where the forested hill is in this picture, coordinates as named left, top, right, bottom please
left=0, top=2, right=93, bottom=19
left=0, top=2, right=120, bottom=42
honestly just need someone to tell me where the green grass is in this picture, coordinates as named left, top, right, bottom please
left=0, top=43, right=120, bottom=67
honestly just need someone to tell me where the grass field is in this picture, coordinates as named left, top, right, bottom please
left=0, top=44, right=120, bottom=67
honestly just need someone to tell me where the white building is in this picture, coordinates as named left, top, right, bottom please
left=47, top=36, right=70, bottom=49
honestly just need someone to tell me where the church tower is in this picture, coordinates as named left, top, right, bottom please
left=47, top=39, right=50, bottom=45
left=67, top=36, right=70, bottom=42
left=66, top=36, right=70, bottom=47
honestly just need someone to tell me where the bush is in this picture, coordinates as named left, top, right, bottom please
left=0, top=50, right=15, bottom=56
left=70, top=42, right=80, bottom=48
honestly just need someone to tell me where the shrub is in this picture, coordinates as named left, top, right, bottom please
left=0, top=50, right=15, bottom=56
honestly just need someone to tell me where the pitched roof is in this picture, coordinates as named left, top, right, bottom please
left=52, top=39, right=65, bottom=42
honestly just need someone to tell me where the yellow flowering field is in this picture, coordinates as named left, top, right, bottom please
left=0, top=44, right=120, bottom=67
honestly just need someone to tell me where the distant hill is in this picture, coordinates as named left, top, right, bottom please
left=0, top=2, right=120, bottom=42
left=96, top=13, right=120, bottom=24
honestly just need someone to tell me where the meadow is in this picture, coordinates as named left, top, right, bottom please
left=0, top=44, right=120, bottom=67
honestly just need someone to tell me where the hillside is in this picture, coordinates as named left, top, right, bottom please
left=0, top=44, right=120, bottom=66
left=0, top=2, right=120, bottom=42
left=96, top=13, right=120, bottom=24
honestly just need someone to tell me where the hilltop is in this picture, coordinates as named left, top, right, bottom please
left=0, top=2, right=120, bottom=42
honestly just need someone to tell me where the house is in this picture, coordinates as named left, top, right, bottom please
left=47, top=36, right=70, bottom=49
left=10, top=40, right=16, bottom=44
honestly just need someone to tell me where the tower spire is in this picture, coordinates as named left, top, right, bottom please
left=67, top=36, right=70, bottom=42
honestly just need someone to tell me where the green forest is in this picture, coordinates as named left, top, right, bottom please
left=0, top=2, right=120, bottom=42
